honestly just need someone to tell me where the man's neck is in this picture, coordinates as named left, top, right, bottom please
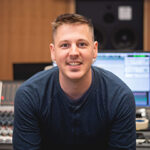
left=59, top=70, right=92, bottom=100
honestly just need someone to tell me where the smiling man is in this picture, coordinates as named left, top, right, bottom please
left=50, top=20, right=97, bottom=99
left=13, top=13, right=136, bottom=149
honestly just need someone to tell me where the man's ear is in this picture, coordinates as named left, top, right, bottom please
left=93, top=41, right=98, bottom=59
left=49, top=43, right=56, bottom=62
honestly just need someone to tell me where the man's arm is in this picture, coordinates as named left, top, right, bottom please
left=13, top=86, right=41, bottom=150
left=108, top=92, right=136, bottom=150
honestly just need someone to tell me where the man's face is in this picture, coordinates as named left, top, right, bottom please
left=50, top=23, right=98, bottom=81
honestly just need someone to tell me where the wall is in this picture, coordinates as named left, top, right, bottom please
left=0, top=0, right=75, bottom=80
left=0, top=0, right=150, bottom=80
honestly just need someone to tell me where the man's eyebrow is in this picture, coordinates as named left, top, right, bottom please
left=77, top=39, right=90, bottom=44
left=58, top=39, right=89, bottom=44
left=58, top=40, right=70, bottom=43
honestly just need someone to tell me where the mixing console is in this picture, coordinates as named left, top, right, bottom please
left=136, top=131, right=150, bottom=150
left=0, top=107, right=14, bottom=144
left=0, top=81, right=23, bottom=149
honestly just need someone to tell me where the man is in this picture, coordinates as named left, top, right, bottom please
left=13, top=13, right=136, bottom=149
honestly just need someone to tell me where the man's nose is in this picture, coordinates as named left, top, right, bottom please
left=69, top=44, right=79, bottom=56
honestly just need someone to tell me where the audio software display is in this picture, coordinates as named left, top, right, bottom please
left=93, top=51, right=150, bottom=107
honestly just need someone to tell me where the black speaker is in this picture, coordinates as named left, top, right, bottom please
left=76, top=0, right=143, bottom=51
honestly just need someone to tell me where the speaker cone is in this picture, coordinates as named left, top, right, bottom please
left=112, top=28, right=137, bottom=50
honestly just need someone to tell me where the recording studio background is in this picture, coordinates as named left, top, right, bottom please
left=0, top=0, right=150, bottom=150
left=0, top=0, right=150, bottom=81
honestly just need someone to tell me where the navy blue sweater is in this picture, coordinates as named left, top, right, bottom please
left=13, top=66, right=136, bottom=149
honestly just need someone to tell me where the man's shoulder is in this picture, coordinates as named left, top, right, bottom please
left=14, top=67, right=59, bottom=107
left=18, top=67, right=58, bottom=92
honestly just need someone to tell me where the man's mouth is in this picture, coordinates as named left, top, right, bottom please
left=68, top=62, right=82, bottom=66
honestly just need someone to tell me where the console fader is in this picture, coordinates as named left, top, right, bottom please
left=0, top=81, right=23, bottom=148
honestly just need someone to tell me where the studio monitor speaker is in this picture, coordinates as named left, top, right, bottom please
left=76, top=0, right=143, bottom=51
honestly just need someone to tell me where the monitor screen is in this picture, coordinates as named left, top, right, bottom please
left=93, top=51, right=150, bottom=107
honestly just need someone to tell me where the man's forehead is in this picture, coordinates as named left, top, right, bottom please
left=53, top=23, right=94, bottom=43
left=54, top=24, right=91, bottom=36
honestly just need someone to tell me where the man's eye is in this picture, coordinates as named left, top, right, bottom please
left=61, top=43, right=69, bottom=48
left=78, top=43, right=87, bottom=47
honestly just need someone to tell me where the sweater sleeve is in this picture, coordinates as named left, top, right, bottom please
left=107, top=90, right=136, bottom=150
left=13, top=86, right=41, bottom=150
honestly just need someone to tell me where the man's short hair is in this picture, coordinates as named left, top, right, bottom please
left=51, top=13, right=94, bottom=42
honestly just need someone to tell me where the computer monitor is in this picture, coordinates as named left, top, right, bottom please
left=93, top=51, right=150, bottom=107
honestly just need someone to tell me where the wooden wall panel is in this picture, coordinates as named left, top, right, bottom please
left=1, top=0, right=150, bottom=80
left=0, top=0, right=75, bottom=80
